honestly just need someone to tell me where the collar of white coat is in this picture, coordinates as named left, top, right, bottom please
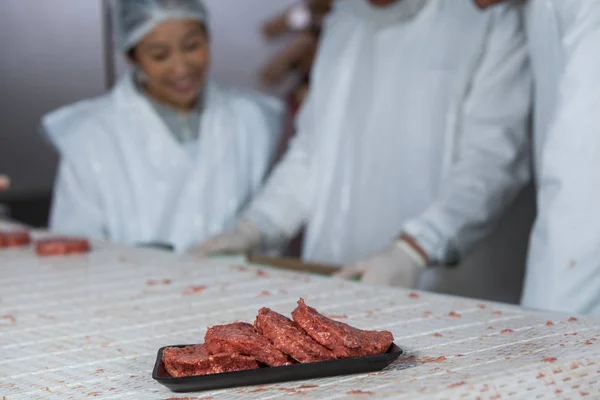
left=347, top=0, right=429, bottom=26
left=110, top=72, right=219, bottom=160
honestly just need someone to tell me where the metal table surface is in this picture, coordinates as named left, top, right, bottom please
left=1, top=225, right=600, bottom=399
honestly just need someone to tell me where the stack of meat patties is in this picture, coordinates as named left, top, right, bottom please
left=162, top=298, right=394, bottom=377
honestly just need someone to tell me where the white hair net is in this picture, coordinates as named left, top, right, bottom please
left=114, top=0, right=209, bottom=53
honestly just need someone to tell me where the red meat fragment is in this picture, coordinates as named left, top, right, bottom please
left=182, top=285, right=207, bottom=295
left=347, top=390, right=375, bottom=395
left=205, top=322, right=293, bottom=366
left=291, top=298, right=393, bottom=358
left=35, top=237, right=90, bottom=256
left=421, top=356, right=447, bottom=363
left=254, top=307, right=336, bottom=363
left=162, top=344, right=260, bottom=377
left=0, top=230, right=31, bottom=248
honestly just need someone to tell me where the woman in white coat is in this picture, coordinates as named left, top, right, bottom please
left=478, top=0, right=600, bottom=315
left=198, top=0, right=532, bottom=294
left=43, top=0, right=283, bottom=252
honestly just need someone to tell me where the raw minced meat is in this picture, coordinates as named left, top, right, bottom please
left=291, top=298, right=393, bottom=358
left=205, top=322, right=294, bottom=367
left=162, top=344, right=260, bottom=377
left=0, top=230, right=31, bottom=248
left=255, top=307, right=336, bottom=363
left=35, top=237, right=90, bottom=256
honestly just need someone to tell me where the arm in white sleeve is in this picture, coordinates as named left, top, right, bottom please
left=530, top=1, right=600, bottom=299
left=49, top=159, right=106, bottom=239
left=243, top=94, right=316, bottom=242
left=403, top=6, right=532, bottom=264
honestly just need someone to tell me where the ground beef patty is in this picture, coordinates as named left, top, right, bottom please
left=35, top=237, right=90, bottom=256
left=291, top=298, right=394, bottom=358
left=255, top=307, right=336, bottom=364
left=162, top=344, right=260, bottom=377
left=205, top=322, right=294, bottom=367
left=0, top=231, right=31, bottom=248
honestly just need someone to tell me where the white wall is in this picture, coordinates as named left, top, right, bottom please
left=203, top=0, right=298, bottom=94
left=0, top=0, right=107, bottom=199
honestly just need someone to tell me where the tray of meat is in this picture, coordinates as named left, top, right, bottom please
left=0, top=230, right=31, bottom=248
left=35, top=237, right=90, bottom=257
left=153, top=298, right=402, bottom=393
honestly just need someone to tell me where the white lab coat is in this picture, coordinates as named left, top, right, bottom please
left=245, top=0, right=531, bottom=267
left=522, top=0, right=600, bottom=315
left=43, top=73, right=283, bottom=252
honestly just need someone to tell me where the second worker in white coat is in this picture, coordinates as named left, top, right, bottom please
left=475, top=0, right=600, bottom=315
left=198, top=0, right=532, bottom=288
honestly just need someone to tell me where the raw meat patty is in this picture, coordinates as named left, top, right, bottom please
left=35, top=237, right=90, bottom=256
left=255, top=307, right=336, bottom=363
left=0, top=230, right=31, bottom=248
left=205, top=322, right=293, bottom=367
left=291, top=298, right=394, bottom=358
left=162, top=344, right=260, bottom=377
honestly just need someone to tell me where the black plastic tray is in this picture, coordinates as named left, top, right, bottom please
left=152, top=343, right=403, bottom=393
left=137, top=242, right=174, bottom=251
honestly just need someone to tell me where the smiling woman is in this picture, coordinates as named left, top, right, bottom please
left=41, top=0, right=284, bottom=253
left=132, top=20, right=210, bottom=112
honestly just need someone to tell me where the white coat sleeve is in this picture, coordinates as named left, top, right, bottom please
left=243, top=94, right=315, bottom=240
left=49, top=159, right=106, bottom=239
left=527, top=1, right=600, bottom=307
left=402, top=6, right=532, bottom=264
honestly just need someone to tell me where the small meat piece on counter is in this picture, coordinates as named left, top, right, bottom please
left=205, top=322, right=294, bottom=367
left=162, top=344, right=260, bottom=377
left=255, top=307, right=336, bottom=363
left=292, top=298, right=394, bottom=358
left=0, top=230, right=31, bottom=248
left=35, top=237, right=90, bottom=256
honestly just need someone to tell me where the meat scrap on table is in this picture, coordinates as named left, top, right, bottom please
left=35, top=237, right=90, bottom=256
left=0, top=230, right=31, bottom=248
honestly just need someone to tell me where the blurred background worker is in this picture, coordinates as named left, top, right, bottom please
left=0, top=175, right=8, bottom=219
left=197, top=0, right=533, bottom=300
left=476, top=0, right=600, bottom=315
left=42, top=0, right=284, bottom=252
left=0, top=175, right=9, bottom=192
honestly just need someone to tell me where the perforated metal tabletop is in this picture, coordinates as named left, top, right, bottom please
left=1, top=222, right=599, bottom=399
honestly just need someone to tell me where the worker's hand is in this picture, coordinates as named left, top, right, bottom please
left=190, top=219, right=262, bottom=257
left=335, top=242, right=425, bottom=288
left=0, top=175, right=10, bottom=191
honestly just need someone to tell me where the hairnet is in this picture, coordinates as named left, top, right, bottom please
left=114, top=0, right=209, bottom=53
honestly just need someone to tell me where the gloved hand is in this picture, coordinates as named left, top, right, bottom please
left=189, top=219, right=262, bottom=257
left=334, top=240, right=427, bottom=288
left=0, top=175, right=9, bottom=191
